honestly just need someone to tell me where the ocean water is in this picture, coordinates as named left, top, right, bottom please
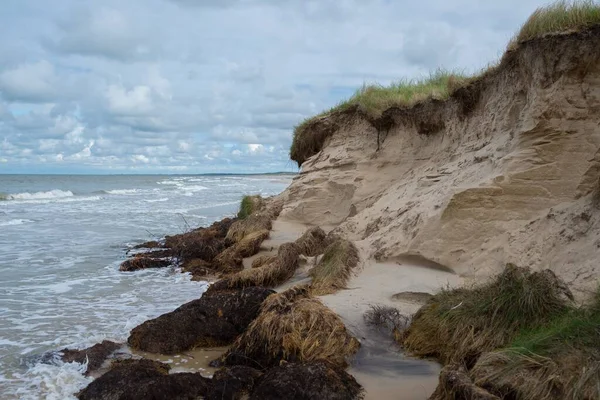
left=0, top=174, right=292, bottom=399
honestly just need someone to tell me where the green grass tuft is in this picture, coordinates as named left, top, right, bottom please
left=402, top=264, right=572, bottom=365
left=512, top=0, right=600, bottom=47
left=237, top=195, right=263, bottom=219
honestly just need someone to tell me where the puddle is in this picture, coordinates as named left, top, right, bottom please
left=131, top=347, right=228, bottom=377
left=349, top=330, right=440, bottom=399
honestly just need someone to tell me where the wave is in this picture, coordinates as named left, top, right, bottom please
left=144, top=197, right=169, bottom=203
left=103, top=189, right=140, bottom=195
left=0, top=219, right=34, bottom=227
left=2, top=190, right=74, bottom=201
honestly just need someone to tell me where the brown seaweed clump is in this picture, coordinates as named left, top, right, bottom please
left=217, top=286, right=360, bottom=370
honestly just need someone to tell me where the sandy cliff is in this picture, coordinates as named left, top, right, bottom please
left=278, top=27, right=600, bottom=301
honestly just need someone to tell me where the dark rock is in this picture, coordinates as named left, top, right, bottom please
left=205, top=366, right=263, bottom=400
left=249, top=361, right=363, bottom=400
left=128, top=286, right=274, bottom=354
left=119, top=257, right=172, bottom=272
left=77, top=359, right=211, bottom=400
left=60, top=340, right=122, bottom=376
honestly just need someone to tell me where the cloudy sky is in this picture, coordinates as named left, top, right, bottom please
left=0, top=0, right=551, bottom=174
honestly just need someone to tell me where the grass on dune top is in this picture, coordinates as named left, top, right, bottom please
left=513, top=0, right=600, bottom=45
left=290, top=1, right=600, bottom=166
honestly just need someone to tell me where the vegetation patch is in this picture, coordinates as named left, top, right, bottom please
left=238, top=195, right=264, bottom=219
left=471, top=291, right=600, bottom=400
left=401, top=264, right=573, bottom=367
left=309, top=239, right=359, bottom=295
left=217, top=286, right=360, bottom=370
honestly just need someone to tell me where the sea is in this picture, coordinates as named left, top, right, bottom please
left=0, top=174, right=293, bottom=399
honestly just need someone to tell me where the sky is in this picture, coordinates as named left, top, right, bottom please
left=0, top=0, right=554, bottom=174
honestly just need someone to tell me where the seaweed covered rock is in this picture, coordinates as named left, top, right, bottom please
left=294, top=226, right=329, bottom=257
left=60, top=340, right=122, bottom=376
left=249, top=361, right=363, bottom=400
left=77, top=359, right=211, bottom=400
left=210, top=242, right=300, bottom=291
left=164, top=218, right=236, bottom=261
left=120, top=218, right=237, bottom=275
left=128, top=287, right=274, bottom=354
left=217, top=286, right=360, bottom=369
left=205, top=366, right=263, bottom=400
left=119, top=257, right=172, bottom=272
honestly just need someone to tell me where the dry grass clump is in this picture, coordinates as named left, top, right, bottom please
left=470, top=290, right=600, bottom=400
left=511, top=0, right=600, bottom=48
left=210, top=243, right=300, bottom=291
left=219, top=286, right=360, bottom=369
left=251, top=254, right=276, bottom=269
left=402, top=264, right=572, bottom=367
left=238, top=195, right=264, bottom=219
left=294, top=226, right=329, bottom=257
left=226, top=215, right=272, bottom=243
left=308, top=239, right=359, bottom=295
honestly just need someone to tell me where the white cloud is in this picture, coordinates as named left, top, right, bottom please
left=0, top=0, right=554, bottom=173
left=0, top=60, right=58, bottom=103
left=106, top=84, right=153, bottom=115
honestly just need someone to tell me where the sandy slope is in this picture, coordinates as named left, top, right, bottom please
left=277, top=29, right=600, bottom=301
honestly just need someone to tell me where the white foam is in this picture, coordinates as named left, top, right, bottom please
left=104, top=189, right=140, bottom=195
left=0, top=219, right=34, bottom=227
left=144, top=197, right=169, bottom=203
left=6, top=190, right=74, bottom=201
left=11, top=360, right=91, bottom=400
left=183, top=185, right=208, bottom=191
